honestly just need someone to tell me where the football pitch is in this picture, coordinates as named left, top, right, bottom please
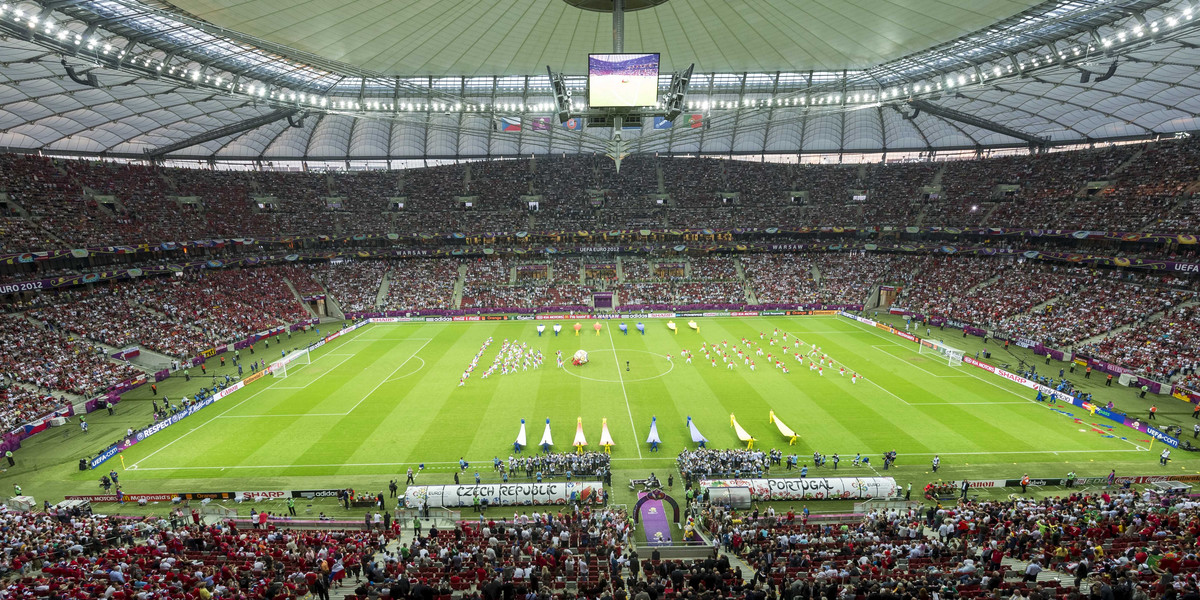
left=101, top=314, right=1184, bottom=487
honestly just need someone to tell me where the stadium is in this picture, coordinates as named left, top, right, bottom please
left=0, top=0, right=1199, bottom=597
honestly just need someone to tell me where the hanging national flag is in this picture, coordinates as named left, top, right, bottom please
left=563, top=118, right=584, bottom=131
left=500, top=117, right=521, bottom=132
left=688, top=114, right=704, bottom=128
left=532, top=117, right=550, bottom=130
left=653, top=116, right=674, bottom=129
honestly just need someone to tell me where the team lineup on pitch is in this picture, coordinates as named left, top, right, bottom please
left=102, top=314, right=1163, bottom=484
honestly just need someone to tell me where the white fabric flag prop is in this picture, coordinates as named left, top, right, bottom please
left=539, top=418, right=553, bottom=447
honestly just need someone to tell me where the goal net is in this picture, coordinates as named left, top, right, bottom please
left=270, top=349, right=311, bottom=378
left=918, top=339, right=965, bottom=366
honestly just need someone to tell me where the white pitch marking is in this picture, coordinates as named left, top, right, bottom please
left=607, top=326, right=643, bottom=459
left=129, top=325, right=374, bottom=468
left=845, top=319, right=1149, bottom=451
left=382, top=356, right=426, bottom=383
left=341, top=338, right=431, bottom=414
left=869, top=345, right=972, bottom=378
left=270, top=354, right=357, bottom=389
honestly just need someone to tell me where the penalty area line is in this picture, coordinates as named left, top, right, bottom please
left=130, top=326, right=376, bottom=468
left=847, top=319, right=1150, bottom=452
left=342, top=338, right=432, bottom=414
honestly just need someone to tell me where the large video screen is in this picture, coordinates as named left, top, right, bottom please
left=588, top=53, right=660, bottom=107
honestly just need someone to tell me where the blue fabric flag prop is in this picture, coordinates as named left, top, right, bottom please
left=687, top=416, right=708, bottom=448
left=646, top=416, right=661, bottom=452
left=620, top=323, right=628, bottom=335
left=515, top=418, right=527, bottom=453
left=636, top=322, right=645, bottom=335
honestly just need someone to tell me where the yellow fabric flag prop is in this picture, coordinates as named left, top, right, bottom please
left=730, top=413, right=757, bottom=449
left=769, top=410, right=798, bottom=445
left=667, top=321, right=677, bottom=335
left=688, top=320, right=699, bottom=332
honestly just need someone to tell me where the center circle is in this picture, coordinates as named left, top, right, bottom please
left=559, top=348, right=674, bottom=383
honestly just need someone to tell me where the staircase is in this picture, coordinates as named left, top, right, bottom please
left=158, top=169, right=178, bottom=192
left=616, top=257, right=626, bottom=282
left=914, top=203, right=931, bottom=227
left=1107, top=146, right=1146, bottom=179
left=735, top=259, right=757, bottom=303
left=375, top=272, right=391, bottom=309
left=282, top=278, right=319, bottom=318
left=863, top=285, right=883, bottom=311
left=0, top=194, right=30, bottom=218
left=451, top=264, right=467, bottom=309
left=977, top=202, right=1003, bottom=227
left=1074, top=300, right=1195, bottom=348
left=1139, top=193, right=1192, bottom=232
left=930, top=164, right=948, bottom=186
left=323, top=293, right=347, bottom=320
left=967, top=271, right=1002, bottom=294
left=656, top=159, right=666, bottom=194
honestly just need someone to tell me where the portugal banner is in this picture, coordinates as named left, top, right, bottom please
left=404, top=481, right=604, bottom=508
left=700, top=477, right=897, bottom=500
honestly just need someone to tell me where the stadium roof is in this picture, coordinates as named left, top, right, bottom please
left=158, top=0, right=1043, bottom=76
left=0, top=0, right=1198, bottom=161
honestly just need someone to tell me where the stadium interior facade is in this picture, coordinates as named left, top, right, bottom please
left=0, top=1, right=1199, bottom=599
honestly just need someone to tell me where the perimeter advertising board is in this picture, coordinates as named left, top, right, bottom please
left=404, top=481, right=604, bottom=508
left=700, top=477, right=898, bottom=500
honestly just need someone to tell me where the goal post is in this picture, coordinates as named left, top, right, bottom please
left=270, top=348, right=311, bottom=379
left=919, top=339, right=965, bottom=366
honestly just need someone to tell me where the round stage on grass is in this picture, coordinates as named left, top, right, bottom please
left=560, top=348, right=674, bottom=383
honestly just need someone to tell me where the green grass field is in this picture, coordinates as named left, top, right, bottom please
left=93, top=316, right=1200, bottom=478
left=15, top=313, right=1200, bottom=516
